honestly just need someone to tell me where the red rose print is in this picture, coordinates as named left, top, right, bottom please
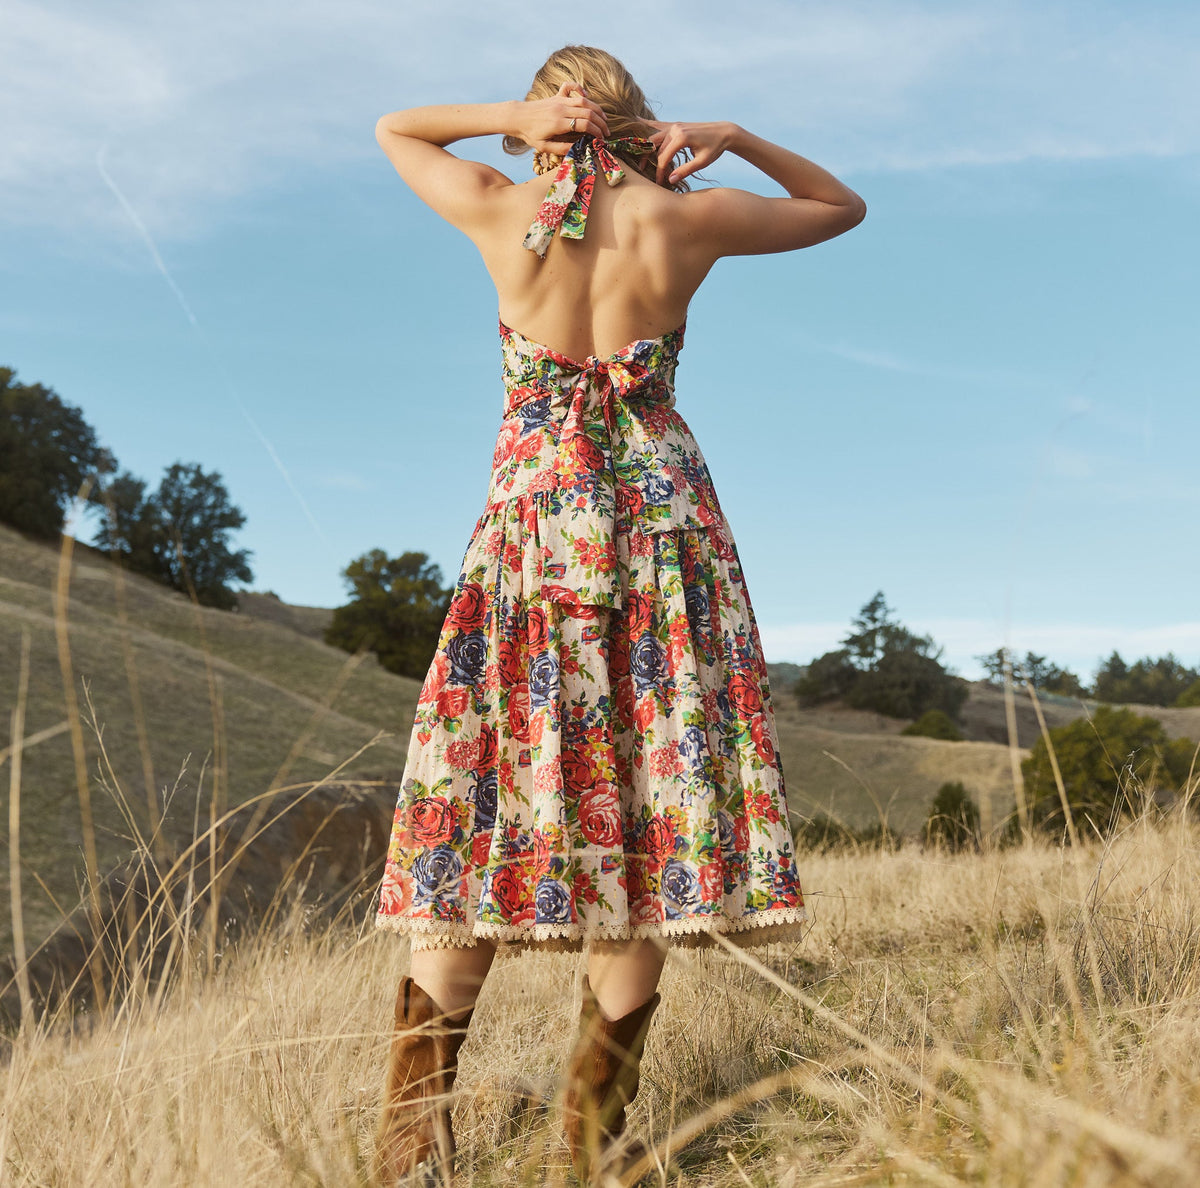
left=607, top=639, right=631, bottom=680
left=446, top=582, right=487, bottom=632
left=492, top=421, right=520, bottom=467
left=727, top=672, right=763, bottom=716
left=614, top=678, right=635, bottom=727
left=477, top=721, right=499, bottom=770
left=471, top=833, right=491, bottom=868
left=616, top=481, right=644, bottom=519
left=570, top=436, right=606, bottom=473
left=561, top=750, right=593, bottom=793
left=733, top=814, right=749, bottom=852
left=514, top=431, right=544, bottom=463
left=489, top=864, right=526, bottom=918
left=643, top=814, right=675, bottom=861
left=378, top=866, right=413, bottom=914
left=508, top=682, right=531, bottom=741
left=526, top=604, right=550, bottom=652
left=532, top=829, right=553, bottom=876
left=629, top=893, right=662, bottom=925
left=419, top=654, right=449, bottom=705
left=624, top=591, right=654, bottom=638
left=579, top=781, right=622, bottom=847
left=437, top=686, right=469, bottom=718
left=698, top=861, right=724, bottom=902
left=633, top=694, right=657, bottom=731
left=498, top=631, right=523, bottom=686
left=750, top=714, right=776, bottom=764
left=527, top=710, right=545, bottom=746
left=408, top=798, right=455, bottom=846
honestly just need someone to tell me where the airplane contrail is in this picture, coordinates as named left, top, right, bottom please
left=95, top=145, right=328, bottom=544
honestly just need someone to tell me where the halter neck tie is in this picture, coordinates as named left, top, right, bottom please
left=522, top=134, right=657, bottom=259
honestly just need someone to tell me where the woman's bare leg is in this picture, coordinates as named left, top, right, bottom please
left=409, top=941, right=497, bottom=1017
left=586, top=938, right=667, bottom=1019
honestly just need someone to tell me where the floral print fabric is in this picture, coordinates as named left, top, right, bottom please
left=522, top=134, right=657, bottom=258
left=375, top=316, right=806, bottom=949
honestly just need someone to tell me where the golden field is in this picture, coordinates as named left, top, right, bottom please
left=4, top=817, right=1200, bottom=1185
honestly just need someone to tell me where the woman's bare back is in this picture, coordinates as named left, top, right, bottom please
left=475, top=166, right=713, bottom=362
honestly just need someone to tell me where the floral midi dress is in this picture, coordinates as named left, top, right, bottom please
left=375, top=134, right=806, bottom=951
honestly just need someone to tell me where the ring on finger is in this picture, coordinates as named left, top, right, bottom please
left=570, top=117, right=576, bottom=132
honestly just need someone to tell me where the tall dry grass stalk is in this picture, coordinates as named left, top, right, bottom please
left=6, top=629, right=33, bottom=1033
left=53, top=495, right=108, bottom=1011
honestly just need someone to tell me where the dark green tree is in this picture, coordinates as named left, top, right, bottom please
left=793, top=647, right=857, bottom=706
left=325, top=550, right=451, bottom=679
left=924, top=781, right=981, bottom=851
left=1092, top=651, right=1200, bottom=707
left=797, top=592, right=967, bottom=721
left=0, top=366, right=114, bottom=539
left=1022, top=705, right=1196, bottom=838
left=94, top=462, right=253, bottom=610
left=975, top=646, right=1086, bottom=696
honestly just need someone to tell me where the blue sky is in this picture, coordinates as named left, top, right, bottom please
left=3, top=0, right=1198, bottom=682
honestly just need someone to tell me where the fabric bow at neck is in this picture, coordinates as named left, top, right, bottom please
left=522, top=134, right=657, bottom=259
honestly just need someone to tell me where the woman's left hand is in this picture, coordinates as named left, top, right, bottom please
left=646, top=120, right=738, bottom=185
left=513, top=81, right=610, bottom=155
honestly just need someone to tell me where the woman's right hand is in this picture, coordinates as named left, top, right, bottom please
left=513, top=81, right=610, bottom=155
left=647, top=121, right=739, bottom=186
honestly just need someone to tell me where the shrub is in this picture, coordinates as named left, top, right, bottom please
left=325, top=549, right=451, bottom=680
left=924, top=781, right=981, bottom=851
left=1022, top=705, right=1197, bottom=838
left=901, top=709, right=964, bottom=741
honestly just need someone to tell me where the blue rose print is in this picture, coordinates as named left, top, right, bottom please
left=534, top=878, right=572, bottom=923
left=446, top=629, right=487, bottom=686
left=528, top=651, right=560, bottom=709
left=411, top=846, right=463, bottom=904
left=661, top=859, right=701, bottom=911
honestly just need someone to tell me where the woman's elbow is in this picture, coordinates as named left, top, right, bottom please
left=845, top=194, right=867, bottom=229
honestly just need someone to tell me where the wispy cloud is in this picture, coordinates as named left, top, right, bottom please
left=3, top=1, right=1198, bottom=239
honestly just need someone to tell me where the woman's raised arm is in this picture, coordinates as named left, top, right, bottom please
left=374, top=85, right=609, bottom=235
left=652, top=121, right=866, bottom=258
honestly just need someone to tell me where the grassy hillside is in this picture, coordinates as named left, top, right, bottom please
left=0, top=523, right=417, bottom=951
left=767, top=666, right=1200, bottom=836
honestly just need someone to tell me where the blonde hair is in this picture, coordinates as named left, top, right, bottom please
left=502, top=45, right=688, bottom=191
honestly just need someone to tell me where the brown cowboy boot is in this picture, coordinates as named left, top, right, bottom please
left=563, top=976, right=661, bottom=1183
left=374, top=976, right=473, bottom=1186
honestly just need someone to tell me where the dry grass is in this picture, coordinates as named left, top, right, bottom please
left=5, top=818, right=1200, bottom=1185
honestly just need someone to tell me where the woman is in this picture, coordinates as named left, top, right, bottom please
left=371, top=44, right=865, bottom=1184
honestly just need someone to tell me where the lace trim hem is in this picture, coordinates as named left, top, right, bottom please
left=373, top=905, right=809, bottom=952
